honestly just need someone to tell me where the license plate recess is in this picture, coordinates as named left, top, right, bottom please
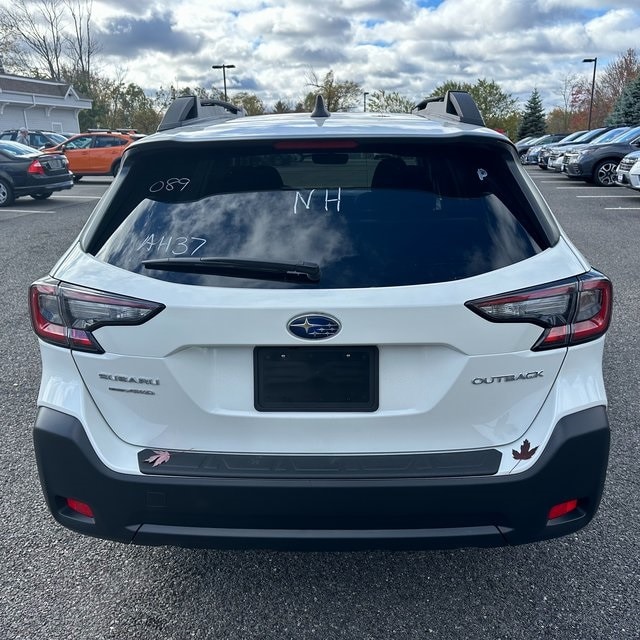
left=254, top=346, right=378, bottom=412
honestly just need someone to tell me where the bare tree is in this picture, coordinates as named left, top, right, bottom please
left=0, top=0, right=98, bottom=85
left=303, top=69, right=362, bottom=112
left=0, top=0, right=66, bottom=79
left=554, top=73, right=578, bottom=130
left=64, top=0, right=99, bottom=89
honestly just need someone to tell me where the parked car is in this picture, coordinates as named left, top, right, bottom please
left=514, top=135, right=536, bottom=146
left=524, top=131, right=586, bottom=167
left=556, top=126, right=631, bottom=174
left=0, top=129, right=69, bottom=149
left=564, top=125, right=640, bottom=186
left=626, top=157, right=640, bottom=191
left=615, top=150, right=640, bottom=191
left=516, top=133, right=568, bottom=163
left=538, top=129, right=607, bottom=169
left=29, top=92, right=612, bottom=550
left=44, top=130, right=139, bottom=180
left=544, top=128, right=620, bottom=171
left=0, top=140, right=73, bottom=206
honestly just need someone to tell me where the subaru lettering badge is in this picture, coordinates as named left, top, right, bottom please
left=288, top=314, right=341, bottom=340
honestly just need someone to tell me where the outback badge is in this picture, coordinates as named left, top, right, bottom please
left=288, top=314, right=341, bottom=340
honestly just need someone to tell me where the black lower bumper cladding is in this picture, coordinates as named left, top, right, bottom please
left=33, top=406, right=609, bottom=550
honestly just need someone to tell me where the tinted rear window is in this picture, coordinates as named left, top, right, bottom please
left=90, top=140, right=550, bottom=289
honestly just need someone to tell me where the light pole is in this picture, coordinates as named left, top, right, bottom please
left=582, top=57, right=597, bottom=129
left=212, top=64, right=235, bottom=101
left=363, top=92, right=369, bottom=112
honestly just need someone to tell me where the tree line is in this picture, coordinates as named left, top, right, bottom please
left=1, top=0, right=639, bottom=139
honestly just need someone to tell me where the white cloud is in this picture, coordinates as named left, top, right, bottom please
left=1, top=0, right=639, bottom=110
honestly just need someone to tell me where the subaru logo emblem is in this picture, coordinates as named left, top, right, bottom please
left=287, top=314, right=341, bottom=340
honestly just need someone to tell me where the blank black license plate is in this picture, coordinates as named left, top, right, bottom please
left=254, top=346, right=379, bottom=412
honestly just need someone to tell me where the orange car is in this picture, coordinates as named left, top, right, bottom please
left=45, top=130, right=140, bottom=180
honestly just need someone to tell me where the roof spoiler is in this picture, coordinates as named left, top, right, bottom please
left=157, top=96, right=245, bottom=132
left=413, top=91, right=485, bottom=126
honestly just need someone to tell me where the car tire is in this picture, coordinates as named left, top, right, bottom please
left=0, top=178, right=15, bottom=207
left=73, top=175, right=83, bottom=183
left=31, top=192, right=53, bottom=200
left=111, top=160, right=121, bottom=177
left=593, top=160, right=619, bottom=187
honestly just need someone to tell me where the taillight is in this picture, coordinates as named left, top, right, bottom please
left=28, top=159, right=45, bottom=175
left=466, top=270, right=612, bottom=351
left=29, top=278, right=164, bottom=353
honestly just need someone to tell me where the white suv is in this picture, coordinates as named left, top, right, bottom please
left=29, top=93, right=612, bottom=550
left=616, top=150, right=640, bottom=191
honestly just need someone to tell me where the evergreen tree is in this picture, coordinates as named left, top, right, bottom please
left=517, top=89, right=546, bottom=139
left=272, top=99, right=294, bottom=113
left=606, top=75, right=640, bottom=125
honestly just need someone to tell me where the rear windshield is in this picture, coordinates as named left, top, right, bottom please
left=90, top=140, right=550, bottom=289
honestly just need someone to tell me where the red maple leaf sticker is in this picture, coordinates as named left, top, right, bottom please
left=512, top=439, right=538, bottom=460
left=145, top=450, right=171, bottom=467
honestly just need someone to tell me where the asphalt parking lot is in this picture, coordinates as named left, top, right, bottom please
left=0, top=177, right=111, bottom=221
left=1, top=170, right=639, bottom=640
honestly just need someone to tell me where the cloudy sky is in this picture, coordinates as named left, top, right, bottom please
left=14, top=0, right=640, bottom=109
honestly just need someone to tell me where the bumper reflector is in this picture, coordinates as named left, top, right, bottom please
left=66, top=498, right=94, bottom=519
left=548, top=499, right=579, bottom=520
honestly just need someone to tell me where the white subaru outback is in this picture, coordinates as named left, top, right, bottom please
left=29, top=92, right=612, bottom=550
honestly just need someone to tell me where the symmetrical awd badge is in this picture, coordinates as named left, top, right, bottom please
left=287, top=314, right=341, bottom=340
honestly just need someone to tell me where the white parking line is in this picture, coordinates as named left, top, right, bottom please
left=605, top=207, right=640, bottom=210
left=53, top=195, right=103, bottom=200
left=575, top=195, right=638, bottom=198
left=0, top=195, right=101, bottom=214
left=538, top=183, right=588, bottom=187
left=0, top=208, right=53, bottom=214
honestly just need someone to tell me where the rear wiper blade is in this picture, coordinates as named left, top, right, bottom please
left=142, top=257, right=321, bottom=283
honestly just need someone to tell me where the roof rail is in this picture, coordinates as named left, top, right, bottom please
left=86, top=128, right=139, bottom=134
left=157, top=95, right=245, bottom=132
left=413, top=91, right=484, bottom=127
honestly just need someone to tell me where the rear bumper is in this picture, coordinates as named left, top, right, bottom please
left=33, top=406, right=609, bottom=550
left=15, top=177, right=73, bottom=195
